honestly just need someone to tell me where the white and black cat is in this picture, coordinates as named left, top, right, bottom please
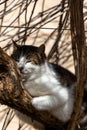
left=11, top=42, right=87, bottom=125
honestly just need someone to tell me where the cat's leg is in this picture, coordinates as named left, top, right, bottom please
left=31, top=95, right=58, bottom=110
left=31, top=88, right=70, bottom=111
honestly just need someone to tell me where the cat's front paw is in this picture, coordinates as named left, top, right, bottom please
left=31, top=97, right=45, bottom=110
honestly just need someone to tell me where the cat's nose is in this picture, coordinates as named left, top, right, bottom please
left=19, top=66, right=23, bottom=72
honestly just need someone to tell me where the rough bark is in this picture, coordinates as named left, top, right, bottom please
left=0, top=47, right=66, bottom=129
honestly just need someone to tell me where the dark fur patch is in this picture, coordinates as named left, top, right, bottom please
left=11, top=44, right=46, bottom=65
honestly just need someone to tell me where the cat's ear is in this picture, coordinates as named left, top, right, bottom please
left=12, top=40, right=20, bottom=50
left=38, top=44, right=45, bottom=53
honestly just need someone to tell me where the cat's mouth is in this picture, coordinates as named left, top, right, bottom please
left=19, top=71, right=31, bottom=80
left=20, top=72, right=27, bottom=78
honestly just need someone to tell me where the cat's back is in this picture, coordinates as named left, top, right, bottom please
left=48, top=62, right=76, bottom=87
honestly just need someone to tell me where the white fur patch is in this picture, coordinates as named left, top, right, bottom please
left=17, top=58, right=74, bottom=122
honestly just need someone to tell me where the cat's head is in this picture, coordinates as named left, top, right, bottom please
left=11, top=41, right=46, bottom=79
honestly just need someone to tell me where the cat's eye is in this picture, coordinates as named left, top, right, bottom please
left=34, top=61, right=38, bottom=65
left=26, top=60, right=31, bottom=63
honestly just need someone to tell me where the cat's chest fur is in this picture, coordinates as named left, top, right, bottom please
left=24, top=62, right=62, bottom=97
left=23, top=62, right=74, bottom=122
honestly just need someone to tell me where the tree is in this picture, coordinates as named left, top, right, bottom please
left=0, top=0, right=86, bottom=130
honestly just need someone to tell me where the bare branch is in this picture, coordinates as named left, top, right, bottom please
left=68, top=0, right=86, bottom=130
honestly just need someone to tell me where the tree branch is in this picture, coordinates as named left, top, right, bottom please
left=68, top=0, right=86, bottom=130
left=0, top=47, right=65, bottom=129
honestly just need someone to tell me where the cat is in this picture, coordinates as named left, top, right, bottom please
left=11, top=42, right=87, bottom=124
